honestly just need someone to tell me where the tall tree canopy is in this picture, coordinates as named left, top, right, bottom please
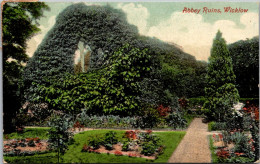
left=228, top=37, right=259, bottom=98
left=3, top=2, right=49, bottom=132
left=203, top=31, right=239, bottom=121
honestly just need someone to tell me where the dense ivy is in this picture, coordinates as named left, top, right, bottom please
left=24, top=3, right=204, bottom=101
left=35, top=45, right=152, bottom=115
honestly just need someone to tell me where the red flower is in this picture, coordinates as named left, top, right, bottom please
left=114, top=150, right=123, bottom=156
left=125, top=131, right=137, bottom=140
left=217, top=148, right=230, bottom=159
left=218, top=134, right=223, bottom=139
left=128, top=153, right=137, bottom=157
left=235, top=152, right=244, bottom=156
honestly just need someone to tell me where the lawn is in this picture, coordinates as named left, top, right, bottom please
left=4, top=127, right=50, bottom=140
left=208, top=135, right=218, bottom=163
left=4, top=130, right=186, bottom=163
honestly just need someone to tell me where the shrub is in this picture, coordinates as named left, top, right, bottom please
left=166, top=112, right=187, bottom=129
left=141, top=141, right=157, bottom=156
left=138, top=131, right=161, bottom=148
left=208, top=121, right=226, bottom=131
left=135, top=106, right=162, bottom=128
left=104, top=131, right=118, bottom=145
left=88, top=136, right=103, bottom=150
left=231, top=132, right=255, bottom=159
left=122, top=142, right=130, bottom=151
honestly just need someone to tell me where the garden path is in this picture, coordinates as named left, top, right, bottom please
left=168, top=118, right=211, bottom=163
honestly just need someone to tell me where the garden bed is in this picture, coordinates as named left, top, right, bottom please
left=4, top=129, right=186, bottom=163
left=85, top=144, right=157, bottom=160
left=4, top=138, right=48, bottom=156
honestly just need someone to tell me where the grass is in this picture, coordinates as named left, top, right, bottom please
left=209, top=135, right=218, bottom=163
left=4, top=152, right=57, bottom=164
left=208, top=122, right=215, bottom=131
left=4, top=127, right=50, bottom=140
left=4, top=130, right=186, bottom=163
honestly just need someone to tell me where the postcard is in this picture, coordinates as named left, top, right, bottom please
left=2, top=1, right=259, bottom=163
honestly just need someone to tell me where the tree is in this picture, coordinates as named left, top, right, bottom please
left=203, top=31, right=239, bottom=121
left=2, top=2, right=49, bottom=133
left=48, top=114, right=73, bottom=163
left=228, top=37, right=259, bottom=98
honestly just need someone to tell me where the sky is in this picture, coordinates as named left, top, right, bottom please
left=26, top=2, right=259, bottom=61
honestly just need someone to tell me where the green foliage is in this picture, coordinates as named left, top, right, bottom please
left=24, top=3, right=206, bottom=105
left=35, top=72, right=101, bottom=114
left=188, top=97, right=206, bottom=107
left=3, top=2, right=49, bottom=133
left=161, top=61, right=207, bottom=98
left=135, top=106, right=162, bottom=128
left=141, top=141, right=157, bottom=156
left=91, top=44, right=152, bottom=115
left=23, top=3, right=139, bottom=101
left=87, top=136, right=104, bottom=150
left=208, top=122, right=226, bottom=131
left=48, top=114, right=74, bottom=163
left=35, top=44, right=151, bottom=115
left=166, top=112, right=187, bottom=129
left=122, top=141, right=130, bottom=151
left=228, top=37, right=259, bottom=98
left=203, top=31, right=239, bottom=121
left=221, top=156, right=254, bottom=163
left=103, top=131, right=118, bottom=150
left=138, top=132, right=162, bottom=156
left=231, top=133, right=254, bottom=159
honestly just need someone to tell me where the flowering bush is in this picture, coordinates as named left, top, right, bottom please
left=242, top=103, right=259, bottom=121
left=125, top=130, right=137, bottom=140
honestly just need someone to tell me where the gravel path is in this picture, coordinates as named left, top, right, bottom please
left=168, top=118, right=211, bottom=163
